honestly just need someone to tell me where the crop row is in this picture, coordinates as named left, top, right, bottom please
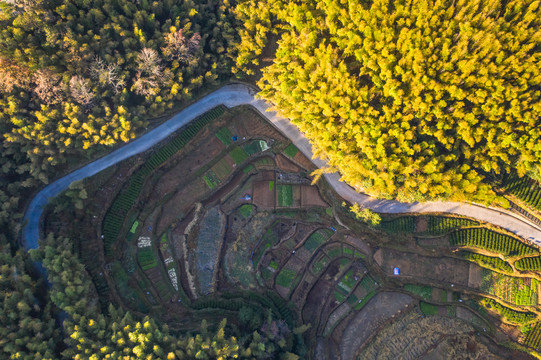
left=424, top=216, right=479, bottom=235
left=219, top=291, right=295, bottom=327
left=102, top=106, right=226, bottom=255
left=524, top=322, right=541, bottom=349
left=481, top=298, right=536, bottom=325
left=449, top=228, right=536, bottom=257
left=379, top=216, right=415, bottom=234
left=515, top=256, right=541, bottom=271
left=481, top=272, right=539, bottom=307
left=461, top=251, right=513, bottom=273
left=503, top=173, right=541, bottom=211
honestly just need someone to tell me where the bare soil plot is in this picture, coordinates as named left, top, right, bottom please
left=468, top=262, right=484, bottom=288
left=291, top=272, right=317, bottom=310
left=155, top=132, right=225, bottom=196
left=252, top=180, right=275, bottom=208
left=417, top=236, right=450, bottom=247
left=373, top=248, right=471, bottom=287
left=336, top=292, right=415, bottom=360
left=343, top=235, right=371, bottom=256
left=275, top=153, right=302, bottom=172
left=416, top=215, right=428, bottom=233
left=293, top=151, right=317, bottom=171
left=303, top=272, right=335, bottom=327
left=157, top=179, right=207, bottom=235
left=323, top=302, right=352, bottom=336
left=301, top=185, right=328, bottom=208
left=231, top=106, right=287, bottom=141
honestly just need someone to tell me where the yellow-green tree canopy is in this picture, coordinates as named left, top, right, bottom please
left=244, top=0, right=541, bottom=202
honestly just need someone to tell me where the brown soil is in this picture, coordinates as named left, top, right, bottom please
left=232, top=106, right=287, bottom=142
left=303, top=265, right=336, bottom=327
left=374, top=247, right=472, bottom=287
left=203, top=168, right=246, bottom=206
left=293, top=151, right=317, bottom=171
left=301, top=185, right=328, bottom=208
left=157, top=179, right=206, bottom=235
left=416, top=216, right=428, bottom=233
left=417, top=236, right=450, bottom=247
left=275, top=153, right=302, bottom=172
left=343, top=235, right=371, bottom=256
left=253, top=180, right=275, bottom=208
left=468, top=262, right=484, bottom=288
left=291, top=272, right=317, bottom=311
left=155, top=133, right=225, bottom=196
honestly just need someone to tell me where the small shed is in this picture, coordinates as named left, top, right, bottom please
left=393, top=267, right=400, bottom=275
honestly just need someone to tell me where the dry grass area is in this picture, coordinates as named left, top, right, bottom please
left=357, top=311, right=476, bottom=359
left=336, top=292, right=415, bottom=360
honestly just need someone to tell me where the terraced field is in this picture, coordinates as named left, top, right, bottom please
left=47, top=107, right=541, bottom=359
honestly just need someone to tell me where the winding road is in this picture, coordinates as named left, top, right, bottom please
left=22, top=83, right=541, bottom=252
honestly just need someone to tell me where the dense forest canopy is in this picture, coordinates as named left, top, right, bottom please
left=236, top=0, right=541, bottom=203
left=0, top=0, right=237, bottom=242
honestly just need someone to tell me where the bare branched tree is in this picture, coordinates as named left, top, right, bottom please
left=132, top=48, right=171, bottom=97
left=89, top=56, right=125, bottom=94
left=69, top=76, right=95, bottom=107
left=136, top=48, right=164, bottom=77
left=33, top=69, right=64, bottom=105
left=162, top=29, right=201, bottom=62
left=0, top=57, right=31, bottom=93
left=131, top=73, right=160, bottom=97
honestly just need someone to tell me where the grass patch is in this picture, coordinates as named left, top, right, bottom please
left=137, top=247, right=158, bottom=271
left=276, top=268, right=296, bottom=288
left=312, top=255, right=328, bottom=275
left=269, top=260, right=279, bottom=270
left=129, top=220, right=139, bottom=234
left=441, top=290, right=448, bottom=302
left=325, top=207, right=333, bottom=216
left=215, top=127, right=233, bottom=145
left=420, top=301, right=439, bottom=316
left=229, top=146, right=249, bottom=164
left=243, top=164, right=255, bottom=174
left=403, top=284, right=433, bottom=301
left=304, top=230, right=329, bottom=252
left=160, top=233, right=167, bottom=243
left=211, top=158, right=232, bottom=180
left=244, top=140, right=268, bottom=156
left=203, top=170, right=220, bottom=189
left=334, top=289, right=347, bottom=303
left=354, top=291, right=376, bottom=310
left=277, top=184, right=293, bottom=207
left=347, top=294, right=359, bottom=305
left=327, top=247, right=342, bottom=259
left=261, top=267, right=273, bottom=281
left=268, top=180, right=274, bottom=191
left=283, top=143, right=299, bottom=158
left=341, top=270, right=357, bottom=289
left=238, top=204, right=254, bottom=218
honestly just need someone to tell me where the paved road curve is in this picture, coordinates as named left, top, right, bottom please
left=22, top=83, right=541, bottom=252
